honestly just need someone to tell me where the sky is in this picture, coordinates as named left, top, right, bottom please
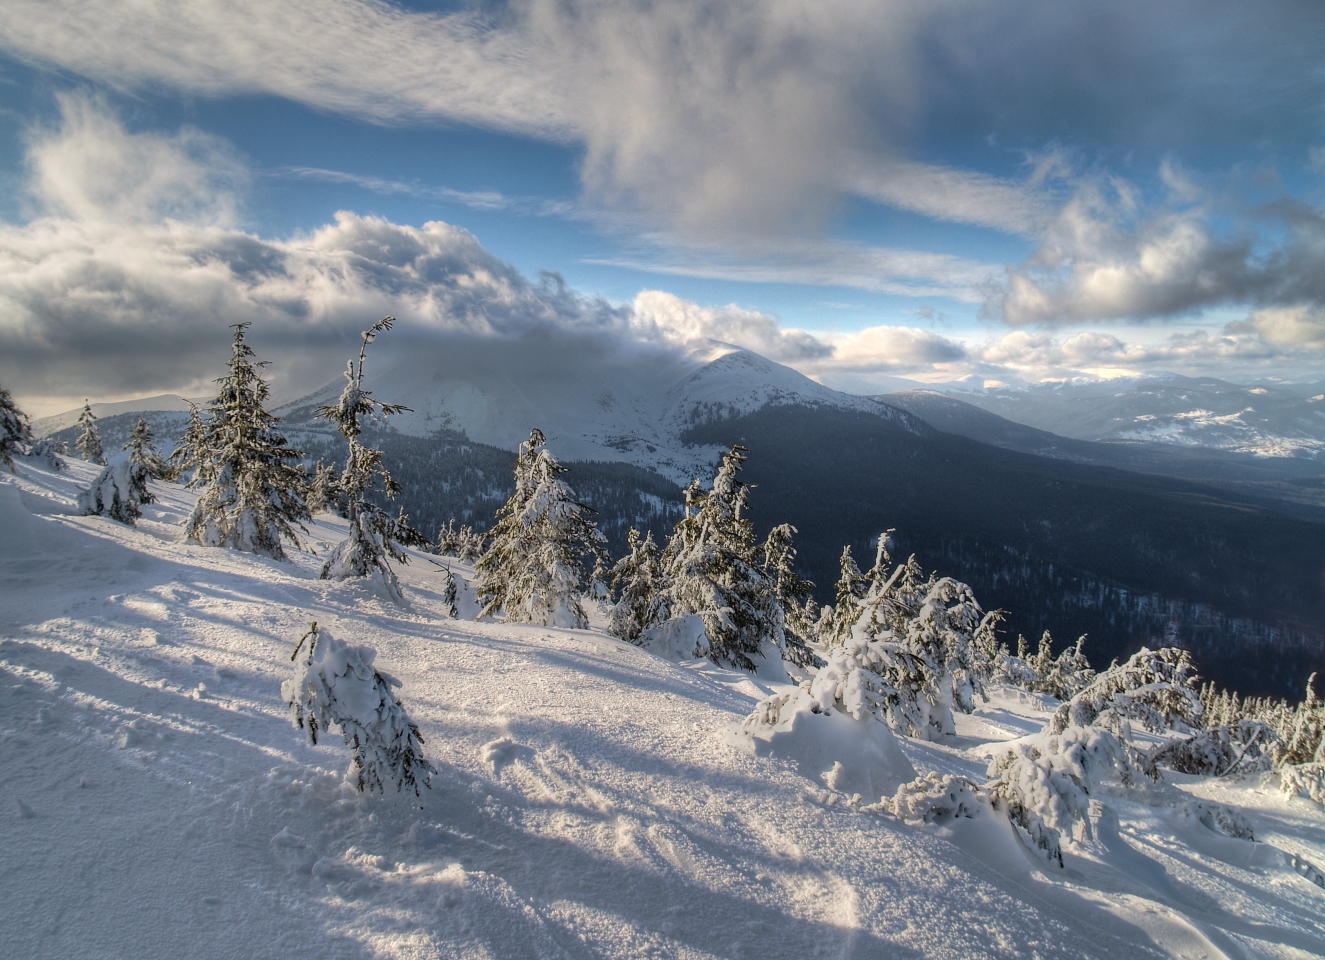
left=2, top=0, right=1325, bottom=415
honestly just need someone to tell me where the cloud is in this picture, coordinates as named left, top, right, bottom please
left=1246, top=305, right=1325, bottom=348
left=851, top=159, right=1053, bottom=237
left=5, top=0, right=1319, bottom=243
left=628, top=291, right=830, bottom=363
left=26, top=92, right=247, bottom=225
left=277, top=166, right=573, bottom=217
left=989, top=165, right=1325, bottom=324
left=7, top=98, right=1325, bottom=417
left=970, top=327, right=1282, bottom=381
left=589, top=236, right=998, bottom=301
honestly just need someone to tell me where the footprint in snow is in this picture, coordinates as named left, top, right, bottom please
left=481, top=737, right=535, bottom=776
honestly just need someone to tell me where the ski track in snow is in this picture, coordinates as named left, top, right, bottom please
left=2, top=460, right=1324, bottom=959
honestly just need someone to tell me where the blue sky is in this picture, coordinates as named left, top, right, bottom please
left=1, top=1, right=1324, bottom=413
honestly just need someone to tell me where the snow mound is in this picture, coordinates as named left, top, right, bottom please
left=0, top=477, right=73, bottom=558
left=638, top=613, right=710, bottom=661
left=734, top=685, right=917, bottom=805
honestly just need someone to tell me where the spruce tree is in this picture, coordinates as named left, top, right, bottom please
left=75, top=401, right=104, bottom=465
left=476, top=428, right=607, bottom=627
left=306, top=460, right=342, bottom=516
left=657, top=445, right=783, bottom=671
left=284, top=622, right=434, bottom=795
left=822, top=545, right=868, bottom=647
left=184, top=323, right=309, bottom=560
left=761, top=523, right=823, bottom=668
left=317, top=317, right=427, bottom=599
left=608, top=527, right=665, bottom=643
left=167, top=402, right=210, bottom=483
left=0, top=384, right=33, bottom=472
left=124, top=417, right=169, bottom=479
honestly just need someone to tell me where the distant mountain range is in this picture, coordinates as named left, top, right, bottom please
left=932, top=374, right=1325, bottom=461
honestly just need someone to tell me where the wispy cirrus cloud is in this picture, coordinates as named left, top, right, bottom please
left=587, top=237, right=998, bottom=302
left=276, top=166, right=573, bottom=217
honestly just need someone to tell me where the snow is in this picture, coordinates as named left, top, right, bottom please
left=2, top=458, right=1324, bottom=958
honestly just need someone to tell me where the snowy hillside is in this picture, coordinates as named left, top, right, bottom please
left=4, top=460, right=1325, bottom=958
left=278, top=340, right=919, bottom=485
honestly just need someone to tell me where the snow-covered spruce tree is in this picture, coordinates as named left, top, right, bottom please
left=166, top=402, right=210, bottom=483
left=457, top=525, right=485, bottom=563
left=761, top=523, right=823, bottom=669
left=283, top=622, right=434, bottom=795
left=656, top=445, right=784, bottom=671
left=318, top=318, right=428, bottom=599
left=124, top=417, right=169, bottom=479
left=1272, top=674, right=1325, bottom=767
left=78, top=458, right=153, bottom=524
left=1050, top=646, right=1202, bottom=736
left=821, top=545, right=868, bottom=648
left=991, top=634, right=1039, bottom=689
left=75, top=401, right=105, bottom=465
left=183, top=323, right=310, bottom=560
left=0, top=384, right=33, bottom=472
left=1007, top=632, right=1091, bottom=699
left=434, top=519, right=460, bottom=556
left=986, top=723, right=1146, bottom=865
left=608, top=526, right=665, bottom=643
left=306, top=460, right=343, bottom=516
left=806, top=544, right=1001, bottom=740
left=476, top=428, right=608, bottom=628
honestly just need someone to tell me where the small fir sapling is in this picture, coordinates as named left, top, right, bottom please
left=440, top=563, right=460, bottom=618
left=995, top=631, right=1096, bottom=700
left=821, top=545, right=868, bottom=648
left=317, top=318, right=429, bottom=599
left=656, top=445, right=784, bottom=671
left=607, top=527, right=665, bottom=643
left=283, top=622, right=434, bottom=795
left=306, top=460, right=343, bottom=516
left=435, top=519, right=460, bottom=556
left=0, top=384, right=34, bottom=471
left=457, top=525, right=485, bottom=563
left=124, top=417, right=169, bottom=479
left=476, top=428, right=607, bottom=628
left=761, top=523, right=824, bottom=669
left=184, top=324, right=310, bottom=560
left=167, top=402, right=210, bottom=483
left=78, top=458, right=154, bottom=524
left=75, top=401, right=105, bottom=464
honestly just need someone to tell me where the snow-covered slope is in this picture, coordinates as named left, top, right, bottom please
left=282, top=339, right=918, bottom=484
left=3, top=461, right=1325, bottom=959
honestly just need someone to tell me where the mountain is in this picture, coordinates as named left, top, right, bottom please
left=882, top=389, right=1325, bottom=513
left=280, top=337, right=918, bottom=486
left=30, top=394, right=195, bottom=438
left=939, top=374, right=1325, bottom=460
